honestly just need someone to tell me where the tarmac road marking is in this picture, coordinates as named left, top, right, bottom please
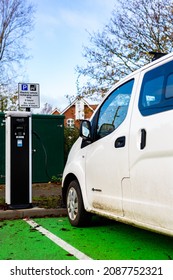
left=24, top=218, right=92, bottom=260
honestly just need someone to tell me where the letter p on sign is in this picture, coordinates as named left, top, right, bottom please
left=21, top=84, right=28, bottom=91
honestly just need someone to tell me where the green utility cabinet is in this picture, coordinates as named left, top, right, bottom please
left=32, top=114, right=64, bottom=183
left=0, top=113, right=5, bottom=184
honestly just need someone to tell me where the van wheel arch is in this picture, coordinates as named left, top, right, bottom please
left=62, top=173, right=77, bottom=205
left=65, top=178, right=92, bottom=226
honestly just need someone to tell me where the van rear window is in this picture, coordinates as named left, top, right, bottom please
left=139, top=60, right=173, bottom=116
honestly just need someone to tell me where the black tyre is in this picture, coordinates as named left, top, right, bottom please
left=66, top=180, right=91, bottom=226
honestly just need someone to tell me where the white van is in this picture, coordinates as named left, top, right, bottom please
left=62, top=52, right=173, bottom=236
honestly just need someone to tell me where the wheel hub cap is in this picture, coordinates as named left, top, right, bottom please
left=67, top=187, right=78, bottom=220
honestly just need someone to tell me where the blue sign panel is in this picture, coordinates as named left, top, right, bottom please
left=21, top=84, right=28, bottom=91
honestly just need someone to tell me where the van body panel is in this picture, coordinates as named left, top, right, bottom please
left=85, top=124, right=128, bottom=216
left=129, top=64, right=173, bottom=230
left=62, top=137, right=90, bottom=209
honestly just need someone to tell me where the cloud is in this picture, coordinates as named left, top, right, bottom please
left=38, top=13, right=59, bottom=26
left=35, top=9, right=101, bottom=43
left=35, top=13, right=60, bottom=39
left=58, top=0, right=117, bottom=33
left=35, top=0, right=116, bottom=40
left=59, top=8, right=100, bottom=31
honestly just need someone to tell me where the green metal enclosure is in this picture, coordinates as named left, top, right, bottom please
left=0, top=113, right=64, bottom=184
left=32, top=114, right=64, bottom=183
left=0, top=113, right=5, bottom=184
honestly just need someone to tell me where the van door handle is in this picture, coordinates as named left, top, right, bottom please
left=140, top=129, right=146, bottom=149
left=115, top=136, right=126, bottom=148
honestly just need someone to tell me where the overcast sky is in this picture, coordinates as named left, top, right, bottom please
left=22, top=0, right=116, bottom=112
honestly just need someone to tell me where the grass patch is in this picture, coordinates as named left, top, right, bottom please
left=0, top=195, right=62, bottom=210
left=0, top=197, right=5, bottom=203
left=32, top=195, right=62, bottom=209
left=0, top=184, right=63, bottom=209
left=0, top=197, right=5, bottom=205
left=0, top=197, right=6, bottom=210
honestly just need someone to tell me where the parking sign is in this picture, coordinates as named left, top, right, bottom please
left=21, top=84, right=28, bottom=91
left=18, top=83, right=40, bottom=108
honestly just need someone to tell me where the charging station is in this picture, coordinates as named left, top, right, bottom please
left=5, top=111, right=32, bottom=209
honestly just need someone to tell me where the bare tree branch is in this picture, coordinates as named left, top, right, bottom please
left=0, top=0, right=35, bottom=111
left=77, top=0, right=173, bottom=99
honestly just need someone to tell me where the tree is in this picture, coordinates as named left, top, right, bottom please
left=41, top=103, right=53, bottom=115
left=0, top=0, right=35, bottom=111
left=0, top=84, right=19, bottom=111
left=64, top=127, right=79, bottom=163
left=76, top=0, right=173, bottom=100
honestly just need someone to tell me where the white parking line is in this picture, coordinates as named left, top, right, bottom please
left=24, top=218, right=92, bottom=260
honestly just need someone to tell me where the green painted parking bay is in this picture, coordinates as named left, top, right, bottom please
left=0, top=219, right=76, bottom=260
left=34, top=217, right=173, bottom=260
left=0, top=217, right=173, bottom=260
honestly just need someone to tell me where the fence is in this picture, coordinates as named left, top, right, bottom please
left=0, top=113, right=65, bottom=184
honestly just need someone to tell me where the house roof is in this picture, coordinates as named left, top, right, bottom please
left=51, top=107, right=60, bottom=115
left=60, top=97, right=97, bottom=115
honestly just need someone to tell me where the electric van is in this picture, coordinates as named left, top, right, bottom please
left=62, top=52, right=173, bottom=236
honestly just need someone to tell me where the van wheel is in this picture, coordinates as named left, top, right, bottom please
left=66, top=180, right=91, bottom=226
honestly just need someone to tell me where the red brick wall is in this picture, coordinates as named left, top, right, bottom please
left=52, top=103, right=98, bottom=128
left=63, top=105, right=97, bottom=128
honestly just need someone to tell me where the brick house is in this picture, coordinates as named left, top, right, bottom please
left=52, top=97, right=98, bottom=129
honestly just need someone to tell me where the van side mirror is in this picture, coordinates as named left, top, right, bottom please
left=80, top=120, right=92, bottom=140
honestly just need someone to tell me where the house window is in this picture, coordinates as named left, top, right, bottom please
left=66, top=118, right=74, bottom=128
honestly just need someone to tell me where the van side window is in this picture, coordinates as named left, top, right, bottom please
left=141, top=76, right=164, bottom=107
left=139, top=60, right=173, bottom=116
left=165, top=73, right=173, bottom=99
left=96, top=79, right=134, bottom=139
